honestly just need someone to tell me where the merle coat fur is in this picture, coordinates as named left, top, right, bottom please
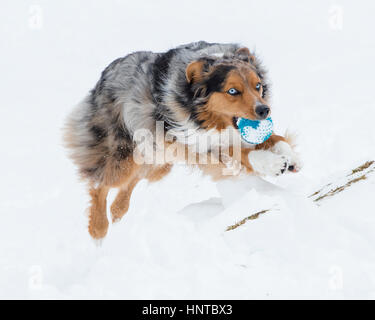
left=64, top=41, right=269, bottom=186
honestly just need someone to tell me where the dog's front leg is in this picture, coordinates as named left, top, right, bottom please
left=242, top=135, right=302, bottom=177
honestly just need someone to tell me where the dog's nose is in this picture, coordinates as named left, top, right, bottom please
left=255, top=105, right=270, bottom=119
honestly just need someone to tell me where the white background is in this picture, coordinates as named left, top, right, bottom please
left=1, top=0, right=375, bottom=299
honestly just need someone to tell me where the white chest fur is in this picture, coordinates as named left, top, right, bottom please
left=171, top=124, right=247, bottom=154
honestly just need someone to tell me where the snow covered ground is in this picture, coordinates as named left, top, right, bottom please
left=1, top=0, right=375, bottom=299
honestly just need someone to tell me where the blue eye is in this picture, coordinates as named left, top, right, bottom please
left=256, top=83, right=262, bottom=91
left=227, top=88, right=239, bottom=96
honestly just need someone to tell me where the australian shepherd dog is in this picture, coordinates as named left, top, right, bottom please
left=64, top=41, right=301, bottom=239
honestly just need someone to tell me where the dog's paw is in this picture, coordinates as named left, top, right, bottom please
left=271, top=141, right=302, bottom=173
left=249, top=150, right=291, bottom=176
left=88, top=220, right=108, bottom=240
left=88, top=212, right=109, bottom=240
left=111, top=203, right=129, bottom=223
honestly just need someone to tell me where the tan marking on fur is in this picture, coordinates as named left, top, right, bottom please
left=103, top=158, right=141, bottom=188
left=235, top=47, right=255, bottom=63
left=186, top=61, right=205, bottom=83
left=196, top=105, right=233, bottom=130
left=236, top=47, right=251, bottom=57
left=146, top=164, right=173, bottom=182
left=88, top=185, right=110, bottom=239
left=108, top=160, right=145, bottom=222
left=110, top=176, right=141, bottom=223
left=239, top=148, right=254, bottom=173
left=198, top=160, right=229, bottom=181
left=255, top=134, right=287, bottom=150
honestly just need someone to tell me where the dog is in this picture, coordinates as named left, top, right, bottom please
left=64, top=41, right=301, bottom=239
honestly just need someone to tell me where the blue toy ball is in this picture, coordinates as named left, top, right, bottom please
left=236, top=117, right=273, bottom=145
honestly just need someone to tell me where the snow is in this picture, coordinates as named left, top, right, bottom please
left=1, top=0, right=375, bottom=299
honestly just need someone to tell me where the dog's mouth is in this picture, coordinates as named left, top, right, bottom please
left=232, top=116, right=254, bottom=129
left=233, top=115, right=266, bottom=128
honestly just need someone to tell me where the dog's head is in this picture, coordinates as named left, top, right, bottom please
left=185, top=48, right=270, bottom=130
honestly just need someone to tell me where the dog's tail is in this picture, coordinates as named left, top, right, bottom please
left=62, top=96, right=107, bottom=184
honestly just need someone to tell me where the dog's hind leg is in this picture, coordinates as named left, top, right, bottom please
left=110, top=164, right=173, bottom=222
left=110, top=160, right=143, bottom=223
left=88, top=185, right=110, bottom=239
left=110, top=176, right=141, bottom=223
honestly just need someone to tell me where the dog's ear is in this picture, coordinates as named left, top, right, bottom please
left=235, top=47, right=255, bottom=64
left=186, top=60, right=206, bottom=84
